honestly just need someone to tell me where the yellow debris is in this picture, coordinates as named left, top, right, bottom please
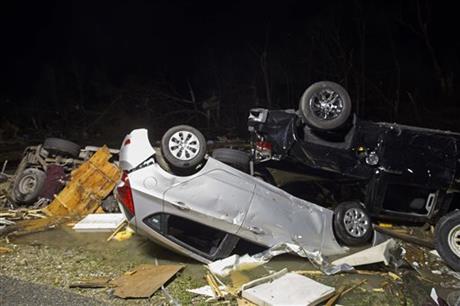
left=44, top=146, right=121, bottom=217
left=114, top=227, right=135, bottom=241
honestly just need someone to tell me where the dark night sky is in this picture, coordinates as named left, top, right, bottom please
left=1, top=1, right=459, bottom=143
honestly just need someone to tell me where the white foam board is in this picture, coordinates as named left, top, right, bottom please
left=242, top=270, right=335, bottom=306
left=73, top=213, right=125, bottom=232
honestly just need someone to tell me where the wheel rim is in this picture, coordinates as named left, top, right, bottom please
left=18, top=174, right=38, bottom=194
left=168, top=130, right=200, bottom=161
left=448, top=225, right=460, bottom=257
left=309, top=88, right=344, bottom=120
left=343, top=207, right=369, bottom=238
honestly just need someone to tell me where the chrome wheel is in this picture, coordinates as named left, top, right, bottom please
left=343, top=207, right=369, bottom=238
left=168, top=130, right=200, bottom=161
left=309, top=88, right=344, bottom=120
left=18, top=174, right=38, bottom=194
left=448, top=225, right=460, bottom=257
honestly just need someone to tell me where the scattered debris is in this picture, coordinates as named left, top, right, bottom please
left=0, top=246, right=13, bottom=253
left=325, top=280, right=367, bottom=306
left=1, top=147, right=121, bottom=237
left=113, top=226, right=135, bottom=241
left=375, top=225, right=434, bottom=249
left=208, top=254, right=266, bottom=278
left=72, top=213, right=125, bottom=232
left=187, top=285, right=227, bottom=298
left=43, top=146, right=121, bottom=217
left=106, top=220, right=128, bottom=242
left=69, top=277, right=112, bottom=289
left=332, top=239, right=398, bottom=267
left=241, top=268, right=335, bottom=306
left=109, top=264, right=185, bottom=299
left=206, top=273, right=226, bottom=299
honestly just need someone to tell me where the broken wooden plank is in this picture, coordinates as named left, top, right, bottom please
left=43, top=146, right=121, bottom=217
left=69, top=277, right=112, bottom=289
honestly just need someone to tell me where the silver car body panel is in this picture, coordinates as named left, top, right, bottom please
left=117, top=129, right=347, bottom=263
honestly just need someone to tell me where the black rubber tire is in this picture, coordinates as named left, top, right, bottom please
left=435, top=210, right=460, bottom=271
left=43, top=138, right=81, bottom=158
left=101, top=195, right=120, bottom=213
left=161, top=125, right=207, bottom=172
left=333, top=201, right=373, bottom=246
left=212, top=148, right=250, bottom=172
left=299, top=81, right=352, bottom=130
left=10, top=168, right=47, bottom=205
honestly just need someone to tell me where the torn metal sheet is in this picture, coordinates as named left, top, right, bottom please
left=110, top=264, right=184, bottom=299
left=252, top=242, right=354, bottom=275
left=209, top=242, right=353, bottom=277
left=241, top=268, right=335, bottom=306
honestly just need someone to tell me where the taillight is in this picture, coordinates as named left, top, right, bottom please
left=256, top=141, right=272, bottom=151
left=117, top=171, right=135, bottom=216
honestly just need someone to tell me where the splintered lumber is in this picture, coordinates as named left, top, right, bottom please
left=9, top=147, right=120, bottom=236
left=44, top=146, right=121, bottom=217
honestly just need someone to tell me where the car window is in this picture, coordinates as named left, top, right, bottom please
left=144, top=213, right=229, bottom=258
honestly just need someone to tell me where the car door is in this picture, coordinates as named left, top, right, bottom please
left=163, top=168, right=255, bottom=234
left=238, top=183, right=344, bottom=256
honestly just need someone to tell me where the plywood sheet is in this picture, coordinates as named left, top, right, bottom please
left=110, top=264, right=185, bottom=298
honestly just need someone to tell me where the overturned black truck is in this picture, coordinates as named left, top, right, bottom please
left=214, top=81, right=460, bottom=271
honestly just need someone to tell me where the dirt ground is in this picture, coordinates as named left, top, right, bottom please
left=1, top=225, right=460, bottom=305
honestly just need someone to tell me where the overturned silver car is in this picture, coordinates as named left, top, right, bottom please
left=115, top=126, right=349, bottom=263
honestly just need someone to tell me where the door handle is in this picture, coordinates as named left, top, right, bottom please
left=249, top=226, right=264, bottom=235
left=170, top=201, right=190, bottom=211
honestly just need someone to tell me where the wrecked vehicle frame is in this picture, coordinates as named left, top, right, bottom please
left=2, top=138, right=119, bottom=207
left=115, top=128, right=348, bottom=263
left=248, top=108, right=460, bottom=224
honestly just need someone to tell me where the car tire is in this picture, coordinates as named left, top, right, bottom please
left=43, top=138, right=81, bottom=158
left=299, top=81, right=352, bottom=130
left=10, top=168, right=47, bottom=205
left=212, top=148, right=250, bottom=172
left=161, top=125, right=207, bottom=172
left=435, top=210, right=460, bottom=271
left=101, top=195, right=120, bottom=213
left=333, top=201, right=373, bottom=246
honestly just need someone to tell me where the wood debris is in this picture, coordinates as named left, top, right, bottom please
left=3, top=147, right=121, bottom=237
left=44, top=146, right=121, bottom=217
left=69, top=277, right=112, bottom=288
left=0, top=246, right=13, bottom=254
left=206, top=273, right=225, bottom=299
left=109, top=264, right=184, bottom=299
left=325, top=280, right=367, bottom=306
